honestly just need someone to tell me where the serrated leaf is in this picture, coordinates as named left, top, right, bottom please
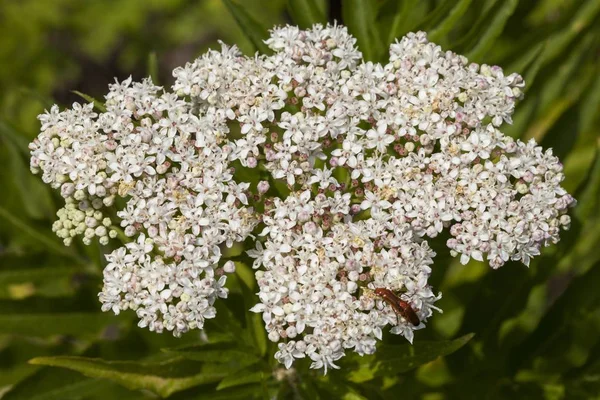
left=427, top=0, right=473, bottom=44
left=287, top=0, right=327, bottom=29
left=29, top=356, right=227, bottom=398
left=71, top=91, right=106, bottom=113
left=342, top=0, right=382, bottom=61
left=346, top=333, right=475, bottom=382
left=222, top=0, right=271, bottom=55
left=465, top=0, right=519, bottom=61
left=0, top=312, right=126, bottom=338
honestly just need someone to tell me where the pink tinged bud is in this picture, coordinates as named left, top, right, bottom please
left=147, top=225, right=158, bottom=238
left=265, top=149, right=276, bottom=161
left=303, top=221, right=318, bottom=235
left=247, top=157, right=258, bottom=168
left=105, top=140, right=117, bottom=151
left=257, top=180, right=270, bottom=194
left=298, top=211, right=311, bottom=222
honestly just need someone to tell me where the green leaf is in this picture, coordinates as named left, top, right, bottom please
left=562, top=75, right=600, bottom=191
left=386, top=0, right=419, bottom=45
left=342, top=0, right=382, bottom=61
left=520, top=43, right=547, bottom=93
left=0, top=205, right=81, bottom=261
left=16, top=87, right=55, bottom=111
left=0, top=312, right=126, bottom=338
left=315, top=375, right=368, bottom=400
left=29, top=356, right=227, bottom=398
left=174, top=384, right=263, bottom=400
left=147, top=51, right=160, bottom=85
left=511, top=262, right=600, bottom=374
left=465, top=0, right=519, bottom=61
left=71, top=91, right=107, bottom=113
left=232, top=261, right=254, bottom=291
left=216, top=363, right=267, bottom=390
left=286, top=0, right=327, bottom=29
left=418, top=0, right=456, bottom=32
left=574, top=146, right=600, bottom=222
left=523, top=63, right=595, bottom=142
left=163, top=341, right=260, bottom=366
left=536, top=32, right=595, bottom=115
left=506, top=41, right=545, bottom=75
left=427, top=0, right=473, bottom=44
left=346, top=333, right=475, bottom=383
left=248, top=311, right=268, bottom=358
left=0, top=267, right=80, bottom=299
left=579, top=72, right=600, bottom=135
left=0, top=119, right=30, bottom=155
left=3, top=368, right=150, bottom=400
left=4, top=136, right=54, bottom=220
left=236, top=263, right=267, bottom=357
left=537, top=0, right=600, bottom=67
left=222, top=0, right=271, bottom=55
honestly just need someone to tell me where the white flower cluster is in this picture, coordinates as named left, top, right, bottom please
left=30, top=77, right=256, bottom=335
left=30, top=24, right=575, bottom=369
left=249, top=191, right=439, bottom=371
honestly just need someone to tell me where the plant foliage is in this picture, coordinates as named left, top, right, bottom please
left=0, top=0, right=598, bottom=398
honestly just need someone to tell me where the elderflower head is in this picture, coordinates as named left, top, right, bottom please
left=30, top=23, right=575, bottom=370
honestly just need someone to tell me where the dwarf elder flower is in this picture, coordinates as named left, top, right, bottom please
left=30, top=24, right=575, bottom=370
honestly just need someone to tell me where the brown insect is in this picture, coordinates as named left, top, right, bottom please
left=374, top=288, right=420, bottom=326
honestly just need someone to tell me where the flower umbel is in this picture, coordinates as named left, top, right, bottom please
left=29, top=24, right=575, bottom=370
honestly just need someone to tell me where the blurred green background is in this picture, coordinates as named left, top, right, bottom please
left=0, top=0, right=599, bottom=399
